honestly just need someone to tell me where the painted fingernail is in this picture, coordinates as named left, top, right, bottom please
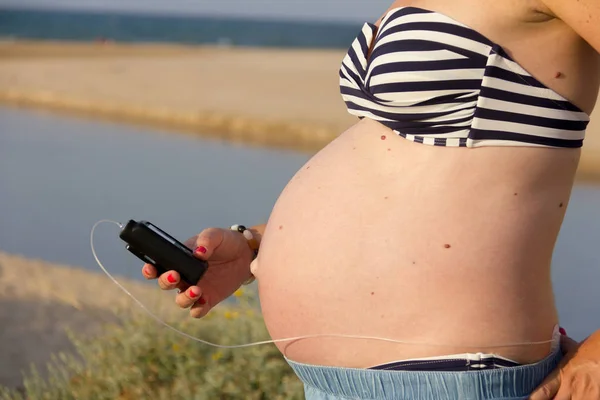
left=198, top=297, right=206, bottom=305
left=143, top=265, right=151, bottom=275
left=189, top=288, right=199, bottom=298
left=559, top=327, right=567, bottom=336
left=167, top=274, right=177, bottom=283
left=195, top=246, right=207, bottom=254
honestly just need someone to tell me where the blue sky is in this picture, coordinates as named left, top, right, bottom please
left=0, top=0, right=392, bottom=21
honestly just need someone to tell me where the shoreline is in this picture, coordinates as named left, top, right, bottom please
left=3, top=93, right=600, bottom=183
left=0, top=89, right=341, bottom=153
left=1, top=39, right=599, bottom=181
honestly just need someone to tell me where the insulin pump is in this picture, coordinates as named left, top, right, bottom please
left=119, top=220, right=208, bottom=285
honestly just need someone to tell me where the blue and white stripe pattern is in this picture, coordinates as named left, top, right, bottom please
left=339, top=7, right=590, bottom=148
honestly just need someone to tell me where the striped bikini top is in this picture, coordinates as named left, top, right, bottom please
left=339, top=7, right=590, bottom=148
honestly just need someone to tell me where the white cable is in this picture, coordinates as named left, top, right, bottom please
left=91, top=219, right=554, bottom=349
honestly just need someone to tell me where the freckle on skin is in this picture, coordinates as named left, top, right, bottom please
left=444, top=244, right=451, bottom=249
left=555, top=72, right=563, bottom=78
left=559, top=202, right=564, bottom=208
left=384, top=196, right=388, bottom=200
left=371, top=292, right=375, bottom=295
left=387, top=148, right=391, bottom=151
left=514, top=193, right=518, bottom=196
left=381, top=135, right=387, bottom=140
left=412, top=261, right=416, bottom=265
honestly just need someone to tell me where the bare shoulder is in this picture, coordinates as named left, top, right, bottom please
left=537, top=0, right=600, bottom=53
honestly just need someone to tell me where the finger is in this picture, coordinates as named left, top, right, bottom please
left=553, top=383, right=572, bottom=400
left=141, top=263, right=157, bottom=279
left=560, top=335, right=579, bottom=354
left=175, top=286, right=203, bottom=309
left=189, top=296, right=210, bottom=318
left=193, top=228, right=227, bottom=260
left=157, top=270, right=184, bottom=290
left=529, top=370, right=561, bottom=400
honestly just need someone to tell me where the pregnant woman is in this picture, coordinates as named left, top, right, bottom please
left=143, top=1, right=600, bottom=398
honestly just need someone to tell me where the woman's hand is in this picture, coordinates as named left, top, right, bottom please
left=141, top=227, right=255, bottom=318
left=530, top=330, right=600, bottom=399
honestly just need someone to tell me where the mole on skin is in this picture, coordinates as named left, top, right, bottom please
left=444, top=244, right=451, bottom=249
left=381, top=135, right=387, bottom=140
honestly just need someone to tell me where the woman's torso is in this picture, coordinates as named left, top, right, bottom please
left=255, top=0, right=599, bottom=368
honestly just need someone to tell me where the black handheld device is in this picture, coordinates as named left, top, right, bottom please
left=119, top=220, right=208, bottom=285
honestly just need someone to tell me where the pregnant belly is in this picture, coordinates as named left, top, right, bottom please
left=254, top=119, right=571, bottom=368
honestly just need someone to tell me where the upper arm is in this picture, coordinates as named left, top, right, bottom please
left=540, top=0, right=600, bottom=53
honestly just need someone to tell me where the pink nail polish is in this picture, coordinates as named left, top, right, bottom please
left=195, top=246, right=207, bottom=254
left=559, top=327, right=567, bottom=336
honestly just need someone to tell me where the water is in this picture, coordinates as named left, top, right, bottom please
left=0, top=107, right=310, bottom=279
left=1, top=106, right=599, bottom=341
left=0, top=8, right=361, bottom=48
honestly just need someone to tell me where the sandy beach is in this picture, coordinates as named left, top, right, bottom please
left=1, top=39, right=599, bottom=179
left=0, top=40, right=354, bottom=152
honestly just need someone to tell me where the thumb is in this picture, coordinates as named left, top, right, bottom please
left=191, top=227, right=225, bottom=260
left=194, top=227, right=244, bottom=262
left=529, top=334, right=579, bottom=400
left=560, top=335, right=579, bottom=355
left=529, top=369, right=561, bottom=400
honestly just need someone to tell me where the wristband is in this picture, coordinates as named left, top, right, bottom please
left=230, top=224, right=258, bottom=285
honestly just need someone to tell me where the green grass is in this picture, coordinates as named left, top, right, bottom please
left=0, top=290, right=304, bottom=400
